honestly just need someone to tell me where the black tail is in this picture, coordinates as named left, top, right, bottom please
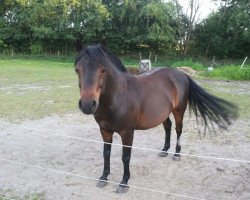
left=188, top=77, right=238, bottom=133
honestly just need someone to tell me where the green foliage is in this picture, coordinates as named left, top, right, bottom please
left=0, top=0, right=109, bottom=53
left=193, top=0, right=250, bottom=58
left=0, top=39, right=7, bottom=48
left=201, top=65, right=250, bottom=81
left=30, top=43, right=43, bottom=54
left=0, top=0, right=249, bottom=59
left=0, top=0, right=178, bottom=54
left=101, top=0, right=177, bottom=53
left=138, top=1, right=176, bottom=52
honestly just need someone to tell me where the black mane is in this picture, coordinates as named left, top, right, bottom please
left=75, top=44, right=127, bottom=72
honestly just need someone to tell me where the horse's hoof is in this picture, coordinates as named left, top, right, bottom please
left=116, top=185, right=129, bottom=193
left=159, top=151, right=168, bottom=157
left=172, top=155, right=181, bottom=161
left=97, top=180, right=108, bottom=188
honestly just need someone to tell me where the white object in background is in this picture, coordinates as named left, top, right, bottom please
left=208, top=67, right=214, bottom=71
left=240, top=56, right=248, bottom=69
left=140, top=59, right=151, bottom=73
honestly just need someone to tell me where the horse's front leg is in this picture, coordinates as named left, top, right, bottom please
left=97, top=128, right=114, bottom=188
left=116, top=130, right=134, bottom=193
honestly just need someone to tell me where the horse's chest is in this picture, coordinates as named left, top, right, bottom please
left=96, top=116, right=120, bottom=132
left=97, top=119, right=111, bottom=130
left=95, top=114, right=126, bottom=132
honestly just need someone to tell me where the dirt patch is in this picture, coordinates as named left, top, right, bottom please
left=197, top=79, right=250, bottom=95
left=0, top=114, right=249, bottom=200
left=176, top=67, right=198, bottom=77
left=127, top=66, right=199, bottom=77
left=127, top=67, right=140, bottom=75
left=0, top=84, right=50, bottom=92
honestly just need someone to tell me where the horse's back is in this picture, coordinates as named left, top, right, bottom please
left=137, top=67, right=188, bottom=81
left=136, top=67, right=189, bottom=95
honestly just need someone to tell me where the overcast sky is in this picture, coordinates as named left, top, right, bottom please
left=178, top=0, right=219, bottom=21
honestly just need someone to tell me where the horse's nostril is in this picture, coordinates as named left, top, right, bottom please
left=91, top=100, right=96, bottom=109
left=78, top=99, right=97, bottom=114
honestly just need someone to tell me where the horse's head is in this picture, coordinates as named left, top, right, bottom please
left=74, top=42, right=107, bottom=115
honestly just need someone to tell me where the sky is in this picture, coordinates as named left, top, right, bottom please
left=178, top=0, right=219, bottom=21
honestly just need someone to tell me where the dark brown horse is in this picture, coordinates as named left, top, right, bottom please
left=74, top=41, right=238, bottom=193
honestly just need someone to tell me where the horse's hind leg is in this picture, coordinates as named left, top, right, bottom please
left=172, top=109, right=185, bottom=161
left=159, top=117, right=172, bottom=157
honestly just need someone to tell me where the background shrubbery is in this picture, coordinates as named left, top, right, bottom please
left=0, top=0, right=249, bottom=59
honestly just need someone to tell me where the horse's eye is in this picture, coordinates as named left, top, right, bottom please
left=75, top=68, right=79, bottom=73
left=101, top=69, right=105, bottom=74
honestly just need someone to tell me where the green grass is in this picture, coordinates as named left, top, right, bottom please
left=0, top=53, right=75, bottom=64
left=0, top=59, right=79, bottom=122
left=197, top=80, right=250, bottom=118
left=172, top=59, right=206, bottom=70
left=201, top=65, right=250, bottom=81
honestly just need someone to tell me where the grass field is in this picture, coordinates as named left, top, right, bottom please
left=0, top=59, right=78, bottom=122
left=201, top=65, right=250, bottom=80
left=0, top=58, right=249, bottom=122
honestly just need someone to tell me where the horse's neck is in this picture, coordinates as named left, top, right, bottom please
left=105, top=71, right=127, bottom=94
left=100, top=71, right=129, bottom=107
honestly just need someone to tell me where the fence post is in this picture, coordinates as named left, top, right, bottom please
left=11, top=50, right=14, bottom=57
left=149, top=52, right=152, bottom=60
left=154, top=55, right=158, bottom=63
left=57, top=51, right=60, bottom=59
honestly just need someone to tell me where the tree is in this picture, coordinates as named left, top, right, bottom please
left=173, top=0, right=201, bottom=55
left=138, top=1, right=176, bottom=53
left=193, top=0, right=250, bottom=58
left=0, top=0, right=109, bottom=53
left=102, top=0, right=177, bottom=54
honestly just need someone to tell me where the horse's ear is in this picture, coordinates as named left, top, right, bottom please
left=75, top=39, right=84, bottom=52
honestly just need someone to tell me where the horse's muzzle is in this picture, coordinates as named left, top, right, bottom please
left=78, top=99, right=97, bottom=114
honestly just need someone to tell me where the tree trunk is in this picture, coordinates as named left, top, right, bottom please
left=183, top=0, right=200, bottom=55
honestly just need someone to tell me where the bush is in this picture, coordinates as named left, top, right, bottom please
left=0, top=40, right=7, bottom=49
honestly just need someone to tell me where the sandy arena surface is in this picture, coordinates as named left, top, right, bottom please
left=0, top=80, right=250, bottom=200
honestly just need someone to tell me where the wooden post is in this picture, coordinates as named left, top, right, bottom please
left=11, top=50, right=14, bottom=57
left=154, top=55, right=158, bottom=63
left=149, top=52, right=152, bottom=60
left=139, top=52, right=142, bottom=61
left=212, top=56, right=215, bottom=64
left=57, top=51, right=60, bottom=59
